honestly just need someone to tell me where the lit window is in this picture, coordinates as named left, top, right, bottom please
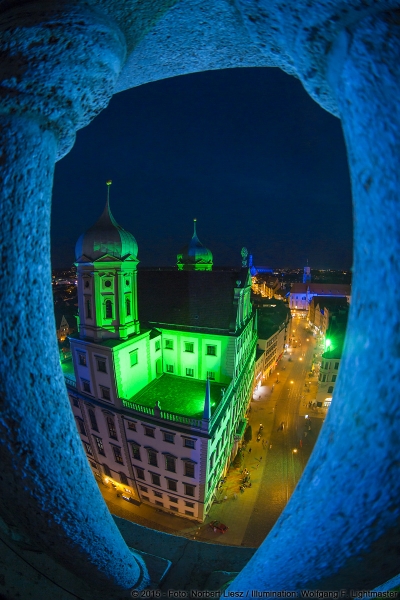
left=97, top=359, right=107, bottom=373
left=163, top=432, right=175, bottom=444
left=184, top=462, right=195, bottom=478
left=144, top=427, right=155, bottom=438
left=184, top=342, right=194, bottom=353
left=106, top=416, right=118, bottom=440
left=155, top=501, right=163, bottom=507
left=136, top=468, right=145, bottom=481
left=184, top=484, right=195, bottom=497
left=186, top=368, right=194, bottom=377
left=105, top=300, right=113, bottom=319
left=112, top=446, right=124, bottom=464
left=169, top=496, right=178, bottom=503
left=206, top=345, right=216, bottom=356
left=151, top=473, right=161, bottom=486
left=167, top=479, right=177, bottom=492
left=165, top=339, right=173, bottom=350
left=165, top=455, right=176, bottom=472
left=139, top=485, right=148, bottom=492
left=166, top=364, right=174, bottom=373
left=93, top=436, right=105, bottom=456
left=78, top=353, right=87, bottom=366
left=130, top=350, right=138, bottom=367
left=131, top=444, right=141, bottom=461
left=185, top=510, right=194, bottom=516
left=184, top=438, right=195, bottom=449
left=154, top=491, right=163, bottom=498
left=83, top=442, right=93, bottom=456
left=127, top=421, right=137, bottom=431
left=206, top=371, right=215, bottom=380
left=147, top=449, right=158, bottom=467
left=88, top=409, right=98, bottom=431
left=185, top=501, right=195, bottom=508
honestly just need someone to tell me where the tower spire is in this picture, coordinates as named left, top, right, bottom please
left=193, top=218, right=197, bottom=237
left=106, top=179, right=112, bottom=209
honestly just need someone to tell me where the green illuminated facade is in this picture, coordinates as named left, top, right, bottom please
left=67, top=187, right=256, bottom=521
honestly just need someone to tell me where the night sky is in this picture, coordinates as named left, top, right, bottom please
left=52, top=67, right=353, bottom=270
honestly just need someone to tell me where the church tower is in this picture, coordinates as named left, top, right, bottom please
left=176, top=219, right=213, bottom=271
left=75, top=181, right=140, bottom=341
left=303, top=263, right=311, bottom=284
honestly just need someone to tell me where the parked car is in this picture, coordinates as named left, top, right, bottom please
left=209, top=520, right=228, bottom=533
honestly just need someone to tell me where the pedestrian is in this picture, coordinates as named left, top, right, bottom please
left=260, top=457, right=263, bottom=461
left=248, top=447, right=252, bottom=453
left=224, top=495, right=228, bottom=502
left=233, top=492, right=238, bottom=500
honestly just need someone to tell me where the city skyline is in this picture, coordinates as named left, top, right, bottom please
left=52, top=67, right=353, bottom=269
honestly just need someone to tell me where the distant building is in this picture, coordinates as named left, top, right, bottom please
left=316, top=314, right=348, bottom=409
left=64, top=187, right=256, bottom=522
left=253, top=298, right=291, bottom=385
left=303, top=265, right=311, bottom=283
left=289, top=281, right=351, bottom=315
left=308, top=296, right=349, bottom=335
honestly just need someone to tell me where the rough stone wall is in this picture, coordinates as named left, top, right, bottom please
left=1, top=0, right=400, bottom=597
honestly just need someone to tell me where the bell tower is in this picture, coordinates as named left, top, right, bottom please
left=75, top=181, right=140, bottom=341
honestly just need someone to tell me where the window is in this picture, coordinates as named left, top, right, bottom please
left=101, top=387, right=111, bottom=401
left=97, top=359, right=107, bottom=373
left=83, top=442, right=93, bottom=456
left=76, top=418, right=86, bottom=436
left=86, top=299, right=92, bottom=319
left=184, top=438, right=195, bottom=449
left=84, top=280, right=90, bottom=288
left=185, top=501, right=195, bottom=508
left=112, top=446, right=124, bottom=465
left=206, top=371, right=215, bottom=380
left=154, top=491, right=163, bottom=498
left=78, top=353, right=87, bottom=366
left=147, top=449, right=158, bottom=467
left=186, top=368, right=194, bottom=377
left=184, top=484, right=195, bottom=497
left=165, top=339, right=173, bottom=350
left=163, top=432, right=175, bottom=444
left=139, top=485, right=148, bottom=492
left=155, top=501, right=163, bottom=507
left=82, top=380, right=91, bottom=393
left=104, top=280, right=112, bottom=288
left=131, top=444, right=141, bottom=461
left=130, top=350, right=138, bottom=367
left=151, top=473, right=161, bottom=486
left=328, top=386, right=334, bottom=393
left=165, top=455, right=176, bottom=472
left=185, top=510, right=194, bottom=516
left=136, top=468, right=145, bottom=481
left=105, top=300, right=113, bottom=319
left=93, top=436, right=105, bottom=456
left=322, top=374, right=326, bottom=382
left=120, top=472, right=128, bottom=486
left=169, top=496, right=178, bottom=503
left=127, top=421, right=136, bottom=431
left=126, top=297, right=131, bottom=316
left=155, top=340, right=161, bottom=352
left=72, top=397, right=79, bottom=407
left=88, top=409, right=98, bottom=431
left=332, top=375, right=337, bottom=382
left=209, top=452, right=215, bottom=470
left=206, top=345, right=216, bottom=356
left=103, top=463, right=111, bottom=477
left=106, top=416, right=118, bottom=440
left=170, top=506, right=178, bottom=512
left=184, top=462, right=195, bottom=478
left=144, top=427, right=155, bottom=438
left=89, top=461, right=98, bottom=470
left=335, top=362, right=339, bottom=370
left=166, top=479, right=177, bottom=492
left=166, top=364, right=174, bottom=373
left=184, top=342, right=194, bottom=353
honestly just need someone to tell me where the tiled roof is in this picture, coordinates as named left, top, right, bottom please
left=137, top=269, right=247, bottom=331
left=290, top=283, right=351, bottom=295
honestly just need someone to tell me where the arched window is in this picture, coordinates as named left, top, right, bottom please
left=105, top=300, right=113, bottom=319
left=328, top=386, right=334, bottom=393
left=106, top=416, right=117, bottom=440
left=126, top=297, right=131, bottom=316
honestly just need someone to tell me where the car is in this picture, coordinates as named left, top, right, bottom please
left=209, top=520, right=228, bottom=533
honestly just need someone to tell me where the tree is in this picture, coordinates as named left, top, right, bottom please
left=244, top=425, right=252, bottom=443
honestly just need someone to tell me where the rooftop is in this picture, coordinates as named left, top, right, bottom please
left=125, top=374, right=228, bottom=419
left=60, top=359, right=75, bottom=379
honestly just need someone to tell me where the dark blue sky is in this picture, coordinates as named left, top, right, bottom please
left=52, top=67, right=353, bottom=269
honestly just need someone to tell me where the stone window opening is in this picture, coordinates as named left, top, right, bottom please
left=88, top=408, right=98, bottom=431
left=106, top=416, right=118, bottom=440
left=105, top=299, right=113, bottom=320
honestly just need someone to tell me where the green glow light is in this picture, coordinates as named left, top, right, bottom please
left=325, top=338, right=332, bottom=349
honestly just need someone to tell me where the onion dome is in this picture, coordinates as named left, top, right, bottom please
left=75, top=181, right=138, bottom=261
left=177, top=219, right=213, bottom=271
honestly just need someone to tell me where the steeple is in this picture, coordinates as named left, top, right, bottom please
left=176, top=219, right=213, bottom=271
left=303, top=262, right=311, bottom=283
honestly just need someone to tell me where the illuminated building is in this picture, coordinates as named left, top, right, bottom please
left=65, top=186, right=257, bottom=521
left=289, top=278, right=351, bottom=316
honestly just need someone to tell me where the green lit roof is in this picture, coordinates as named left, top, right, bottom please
left=60, top=358, right=75, bottom=379
left=125, top=374, right=228, bottom=418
